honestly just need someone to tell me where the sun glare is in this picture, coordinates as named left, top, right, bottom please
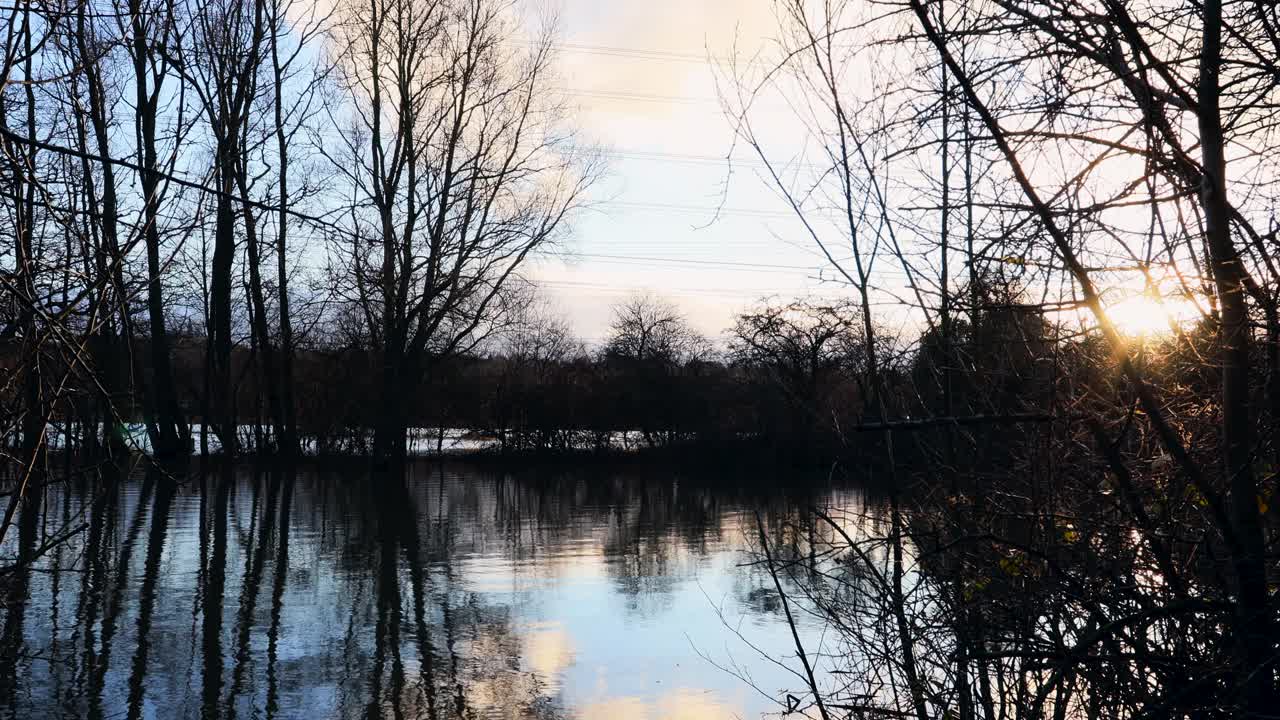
left=1104, top=295, right=1201, bottom=337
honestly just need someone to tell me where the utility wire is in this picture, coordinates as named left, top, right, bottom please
left=537, top=252, right=818, bottom=271
left=601, top=200, right=831, bottom=219
left=511, top=39, right=764, bottom=67
left=0, top=128, right=344, bottom=232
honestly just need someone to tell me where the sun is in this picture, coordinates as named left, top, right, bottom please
left=1104, top=294, right=1200, bottom=336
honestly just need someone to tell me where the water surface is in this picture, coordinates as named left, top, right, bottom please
left=0, top=461, right=866, bottom=719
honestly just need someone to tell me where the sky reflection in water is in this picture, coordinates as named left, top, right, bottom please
left=0, top=462, right=866, bottom=719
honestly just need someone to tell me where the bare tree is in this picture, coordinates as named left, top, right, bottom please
left=324, top=0, right=596, bottom=462
left=126, top=0, right=192, bottom=457
left=729, top=298, right=864, bottom=449
left=490, top=298, right=585, bottom=451
left=604, top=293, right=707, bottom=367
left=602, top=293, right=709, bottom=448
left=729, top=0, right=1280, bottom=718
left=165, top=0, right=269, bottom=455
left=263, top=0, right=330, bottom=455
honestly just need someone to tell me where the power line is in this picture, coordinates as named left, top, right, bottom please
left=564, top=89, right=714, bottom=106
left=538, top=252, right=818, bottom=271
left=514, top=40, right=764, bottom=67
left=599, top=200, right=824, bottom=219
left=539, top=248, right=923, bottom=281
left=306, top=135, right=811, bottom=172
left=605, top=149, right=824, bottom=171
left=0, top=128, right=344, bottom=232
left=534, top=254, right=827, bottom=277
left=538, top=281, right=804, bottom=300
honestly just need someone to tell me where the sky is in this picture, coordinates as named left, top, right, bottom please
left=518, top=0, right=854, bottom=345
left=516, top=0, right=1210, bottom=348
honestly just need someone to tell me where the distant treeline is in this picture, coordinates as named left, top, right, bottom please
left=3, top=294, right=862, bottom=457
left=3, top=287, right=1123, bottom=464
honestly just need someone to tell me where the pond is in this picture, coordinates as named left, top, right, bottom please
left=0, top=461, right=871, bottom=719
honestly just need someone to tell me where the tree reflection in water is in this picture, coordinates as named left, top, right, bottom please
left=0, top=461, right=857, bottom=719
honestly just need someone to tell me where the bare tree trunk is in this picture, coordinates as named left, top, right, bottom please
left=194, top=0, right=268, bottom=456
left=130, top=0, right=188, bottom=458
left=69, top=38, right=131, bottom=459
left=328, top=0, right=593, bottom=466
left=236, top=149, right=286, bottom=454
left=210, top=139, right=238, bottom=454
left=1197, top=2, right=1274, bottom=711
left=18, top=11, right=44, bottom=479
left=268, top=8, right=298, bottom=455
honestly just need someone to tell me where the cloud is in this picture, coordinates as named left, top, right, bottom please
left=575, top=688, right=743, bottom=720
left=544, top=0, right=779, bottom=120
left=523, top=622, right=578, bottom=688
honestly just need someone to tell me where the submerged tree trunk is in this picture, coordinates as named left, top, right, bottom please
left=131, top=0, right=188, bottom=458
left=373, top=354, right=409, bottom=465
left=209, top=142, right=238, bottom=455
left=71, top=6, right=132, bottom=459
left=269, top=12, right=298, bottom=455
left=237, top=158, right=286, bottom=455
